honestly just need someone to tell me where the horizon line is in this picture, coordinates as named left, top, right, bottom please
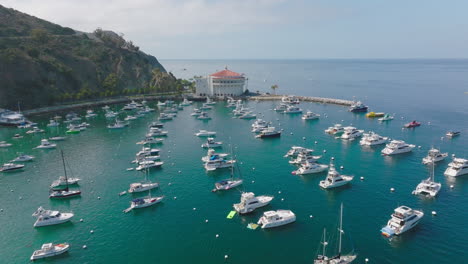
left=159, top=58, right=468, bottom=61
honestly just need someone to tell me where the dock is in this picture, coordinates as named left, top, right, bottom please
left=248, top=95, right=354, bottom=106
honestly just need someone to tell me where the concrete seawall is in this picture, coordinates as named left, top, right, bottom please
left=249, top=95, right=354, bottom=106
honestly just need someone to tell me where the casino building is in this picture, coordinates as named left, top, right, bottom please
left=195, top=67, right=246, bottom=97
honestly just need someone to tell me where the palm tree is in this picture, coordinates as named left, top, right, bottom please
left=271, top=84, right=279, bottom=95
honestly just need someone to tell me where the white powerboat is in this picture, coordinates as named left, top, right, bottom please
left=422, top=148, right=448, bottom=164
left=85, top=110, right=97, bottom=118
left=202, top=149, right=229, bottom=162
left=136, top=137, right=164, bottom=145
left=239, top=112, right=257, bottom=119
left=413, top=162, right=441, bottom=197
left=47, top=119, right=60, bottom=127
left=12, top=134, right=23, bottom=139
left=381, top=140, right=415, bottom=155
left=446, top=131, right=460, bottom=138
left=50, top=176, right=81, bottom=188
left=11, top=154, right=35, bottom=162
left=302, top=111, right=320, bottom=120
left=32, top=207, right=74, bottom=227
left=107, top=120, right=128, bottom=129
left=319, top=160, right=353, bottom=189
left=136, top=160, right=164, bottom=171
left=124, top=115, right=138, bottom=121
left=147, top=128, right=168, bottom=137
left=195, top=130, right=217, bottom=137
left=136, top=147, right=160, bottom=158
left=128, top=182, right=159, bottom=193
left=274, top=103, right=288, bottom=112
left=204, top=159, right=236, bottom=171
left=283, top=105, right=302, bottom=114
left=104, top=111, right=117, bottom=119
left=26, top=127, right=45, bottom=134
left=251, top=119, right=270, bottom=133
left=257, top=210, right=296, bottom=229
left=256, top=127, right=281, bottom=138
left=36, top=139, right=57, bottom=149
left=288, top=152, right=322, bottom=165
left=181, top=98, right=193, bottom=106
left=0, top=163, right=25, bottom=172
left=30, top=243, right=70, bottom=260
left=201, top=138, right=223, bottom=148
left=359, top=132, right=388, bottom=146
left=444, top=158, right=468, bottom=177
left=190, top=109, right=202, bottom=116
left=49, top=136, right=66, bottom=141
left=233, top=192, right=274, bottom=214
left=378, top=114, right=394, bottom=121
left=325, top=124, right=344, bottom=135
left=284, top=146, right=314, bottom=158
left=0, top=141, right=12, bottom=148
left=197, top=112, right=211, bottom=120
left=102, top=105, right=110, bottom=110
left=341, top=126, right=364, bottom=140
left=200, top=103, right=213, bottom=110
left=158, top=113, right=173, bottom=121
left=282, top=95, right=300, bottom=104
left=381, top=206, right=424, bottom=237
left=293, top=162, right=328, bottom=175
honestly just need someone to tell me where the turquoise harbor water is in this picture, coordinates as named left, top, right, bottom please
left=1, top=60, right=468, bottom=263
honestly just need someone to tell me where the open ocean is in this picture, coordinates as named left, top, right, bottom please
left=1, top=59, right=467, bottom=263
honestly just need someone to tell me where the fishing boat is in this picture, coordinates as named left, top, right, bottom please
left=0, top=163, right=25, bottom=172
left=422, top=148, right=448, bottom=164
left=378, top=114, right=394, bottom=121
left=359, top=132, right=388, bottom=146
left=11, top=154, right=35, bottom=162
left=257, top=210, right=296, bottom=229
left=381, top=206, right=424, bottom=237
left=30, top=243, right=70, bottom=260
left=413, top=162, right=441, bottom=197
left=314, top=204, right=357, bottom=264
left=292, top=162, right=328, bottom=175
left=348, top=101, right=368, bottom=112
left=404, top=120, right=421, bottom=128
left=0, top=141, right=12, bottom=148
left=341, top=127, right=364, bottom=140
left=49, top=151, right=81, bottom=199
left=446, top=131, right=460, bottom=138
left=32, top=207, right=74, bottom=227
left=444, top=158, right=468, bottom=177
left=365, top=112, right=385, bottom=118
left=319, top=159, right=353, bottom=189
left=302, top=111, right=320, bottom=120
left=201, top=138, right=223, bottom=148
left=233, top=192, right=274, bottom=214
left=325, top=124, right=344, bottom=135
left=381, top=140, right=415, bottom=155
left=36, top=139, right=57, bottom=149
left=256, top=127, right=281, bottom=138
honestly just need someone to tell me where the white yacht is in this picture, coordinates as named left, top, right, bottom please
left=32, top=207, right=74, bottom=227
left=293, top=162, right=328, bottom=175
left=446, top=131, right=460, bottom=138
left=11, top=154, right=35, bottom=162
left=284, top=146, right=314, bottom=158
left=147, top=128, right=168, bottom=137
left=257, top=210, right=296, bottom=229
left=302, top=111, right=320, bottom=120
left=136, top=160, right=164, bottom=171
left=124, top=115, right=138, bottom=121
left=239, top=112, right=257, bottom=119
left=319, top=160, right=353, bottom=189
left=49, top=136, right=66, bottom=141
left=195, top=130, right=217, bottom=137
left=102, top=105, right=110, bottom=110
left=26, top=127, right=45, bottom=134
left=197, top=112, right=211, bottom=120
left=30, top=243, right=70, bottom=260
left=200, top=103, right=213, bottom=110
left=381, top=140, right=415, bottom=155
left=0, top=163, right=25, bottom=172
left=359, top=132, right=388, bottom=146
left=136, top=137, right=164, bottom=145
left=47, top=119, right=60, bottom=127
left=422, top=148, right=448, bottom=164
left=202, top=149, right=229, bottom=162
left=85, top=110, right=97, bottom=118
left=181, top=98, right=193, bottom=106
left=128, top=182, right=159, bottom=193
left=444, top=158, right=468, bottom=177
left=204, top=159, right=236, bottom=171
left=0, top=141, right=12, bottom=148
left=251, top=119, right=270, bottom=133
left=341, top=127, right=364, bottom=140
left=256, top=127, right=281, bottom=138
left=233, top=192, right=274, bottom=214
left=50, top=176, right=81, bottom=188
left=325, top=124, right=344, bottom=135
left=201, top=138, right=223, bottom=148
left=381, top=206, right=424, bottom=237
left=107, top=120, right=128, bottom=129
left=12, top=134, right=23, bottom=139
left=36, top=139, right=57, bottom=149
left=274, top=103, right=288, bottom=112
left=158, top=113, right=173, bottom=121
left=135, top=147, right=160, bottom=159
left=205, top=96, right=216, bottom=105
left=378, top=114, right=394, bottom=121
left=282, top=95, right=300, bottom=104
left=288, top=152, right=322, bottom=165
left=104, top=111, right=117, bottom=119
left=283, top=105, right=303, bottom=114
left=157, top=101, right=166, bottom=107
left=413, top=162, right=441, bottom=197
left=190, top=109, right=202, bottom=116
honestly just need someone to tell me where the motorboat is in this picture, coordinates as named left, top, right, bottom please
left=381, top=206, right=424, bottom=237
left=284, top=146, right=314, bottom=158
left=239, top=112, right=257, bottom=119
left=128, top=182, right=159, bottom=193
left=422, top=148, right=448, bottom=164
left=302, top=111, right=320, bottom=120
left=205, top=96, right=216, bottom=105
left=30, top=243, right=70, bottom=260
left=233, top=192, right=274, bottom=214
left=288, top=151, right=322, bottom=165
left=124, top=115, right=138, bottom=121
left=49, top=136, right=66, bottom=141
left=197, top=112, right=211, bottom=120
left=135, top=147, right=160, bottom=159
left=123, top=100, right=141, bottom=110
left=65, top=126, right=80, bottom=134
left=274, top=103, right=288, bottom=112
left=136, top=137, right=164, bottom=145
left=191, top=109, right=202, bottom=116
left=107, top=120, right=128, bottom=129
left=158, top=113, right=173, bottom=121
left=201, top=137, right=223, bottom=148
left=104, top=111, right=117, bottom=119
left=50, top=176, right=81, bottom=188
left=251, top=119, right=270, bottom=133
left=26, top=127, right=45, bottom=134
left=195, top=130, right=216, bottom=137
left=32, top=207, right=74, bottom=227
left=283, top=105, right=302, bottom=114
left=157, top=101, right=166, bottom=107
left=444, top=158, right=468, bottom=177
left=378, top=114, right=394, bottom=121
left=147, top=128, right=168, bottom=137
left=325, top=124, right=344, bottom=135
left=149, top=122, right=164, bottom=129
left=281, top=95, right=300, bottom=104
left=49, top=151, right=81, bottom=199
left=12, top=134, right=23, bottom=139
left=200, top=103, right=213, bottom=110
left=341, top=126, right=364, bottom=140
left=293, top=162, right=328, bottom=175
left=204, top=159, right=236, bottom=171
left=359, top=132, right=388, bottom=146
left=348, top=101, right=368, bottom=112
left=11, top=154, right=35, bottom=162
left=314, top=204, right=357, bottom=264
left=36, top=139, right=57, bottom=149
left=47, top=119, right=60, bottom=127
left=214, top=178, right=243, bottom=191
left=85, top=110, right=97, bottom=118
left=0, top=109, right=29, bottom=126
left=136, top=160, right=164, bottom=171
left=0, top=163, right=25, bottom=172
left=319, top=160, right=353, bottom=189
left=257, top=210, right=296, bottom=229
left=413, top=162, right=441, bottom=197
left=181, top=98, right=193, bottom=106
left=404, top=120, right=421, bottom=128
left=256, top=127, right=281, bottom=138
left=202, top=149, right=229, bottom=162
left=365, top=112, right=385, bottom=118
left=102, top=105, right=110, bottom=110
left=0, top=141, right=12, bottom=148
left=381, top=140, right=415, bottom=155
left=446, top=131, right=460, bottom=138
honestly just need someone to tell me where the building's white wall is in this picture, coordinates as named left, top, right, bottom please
left=196, top=75, right=246, bottom=96
left=195, top=77, right=210, bottom=96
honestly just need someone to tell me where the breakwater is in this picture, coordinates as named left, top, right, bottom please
left=248, top=95, right=354, bottom=106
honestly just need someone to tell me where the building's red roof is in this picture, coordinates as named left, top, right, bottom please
left=210, top=67, right=244, bottom=78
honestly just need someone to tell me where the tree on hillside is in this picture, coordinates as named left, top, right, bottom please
left=271, top=84, right=279, bottom=95
left=102, top=73, right=118, bottom=91
left=31, top=28, right=50, bottom=43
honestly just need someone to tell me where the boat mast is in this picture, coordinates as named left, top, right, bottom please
left=338, top=203, right=343, bottom=257
left=431, top=160, right=435, bottom=182
left=322, top=228, right=328, bottom=257
left=60, top=150, right=69, bottom=191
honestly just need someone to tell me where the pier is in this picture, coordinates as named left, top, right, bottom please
left=248, top=95, right=354, bottom=106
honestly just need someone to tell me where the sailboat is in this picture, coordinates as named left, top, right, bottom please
left=314, top=203, right=356, bottom=264
left=124, top=167, right=164, bottom=213
left=412, top=161, right=441, bottom=197
left=212, top=146, right=243, bottom=191
left=128, top=165, right=159, bottom=193
left=49, top=151, right=81, bottom=199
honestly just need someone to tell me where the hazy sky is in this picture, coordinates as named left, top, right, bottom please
left=3, top=0, right=468, bottom=59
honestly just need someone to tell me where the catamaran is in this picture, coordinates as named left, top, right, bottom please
left=413, top=162, right=441, bottom=197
